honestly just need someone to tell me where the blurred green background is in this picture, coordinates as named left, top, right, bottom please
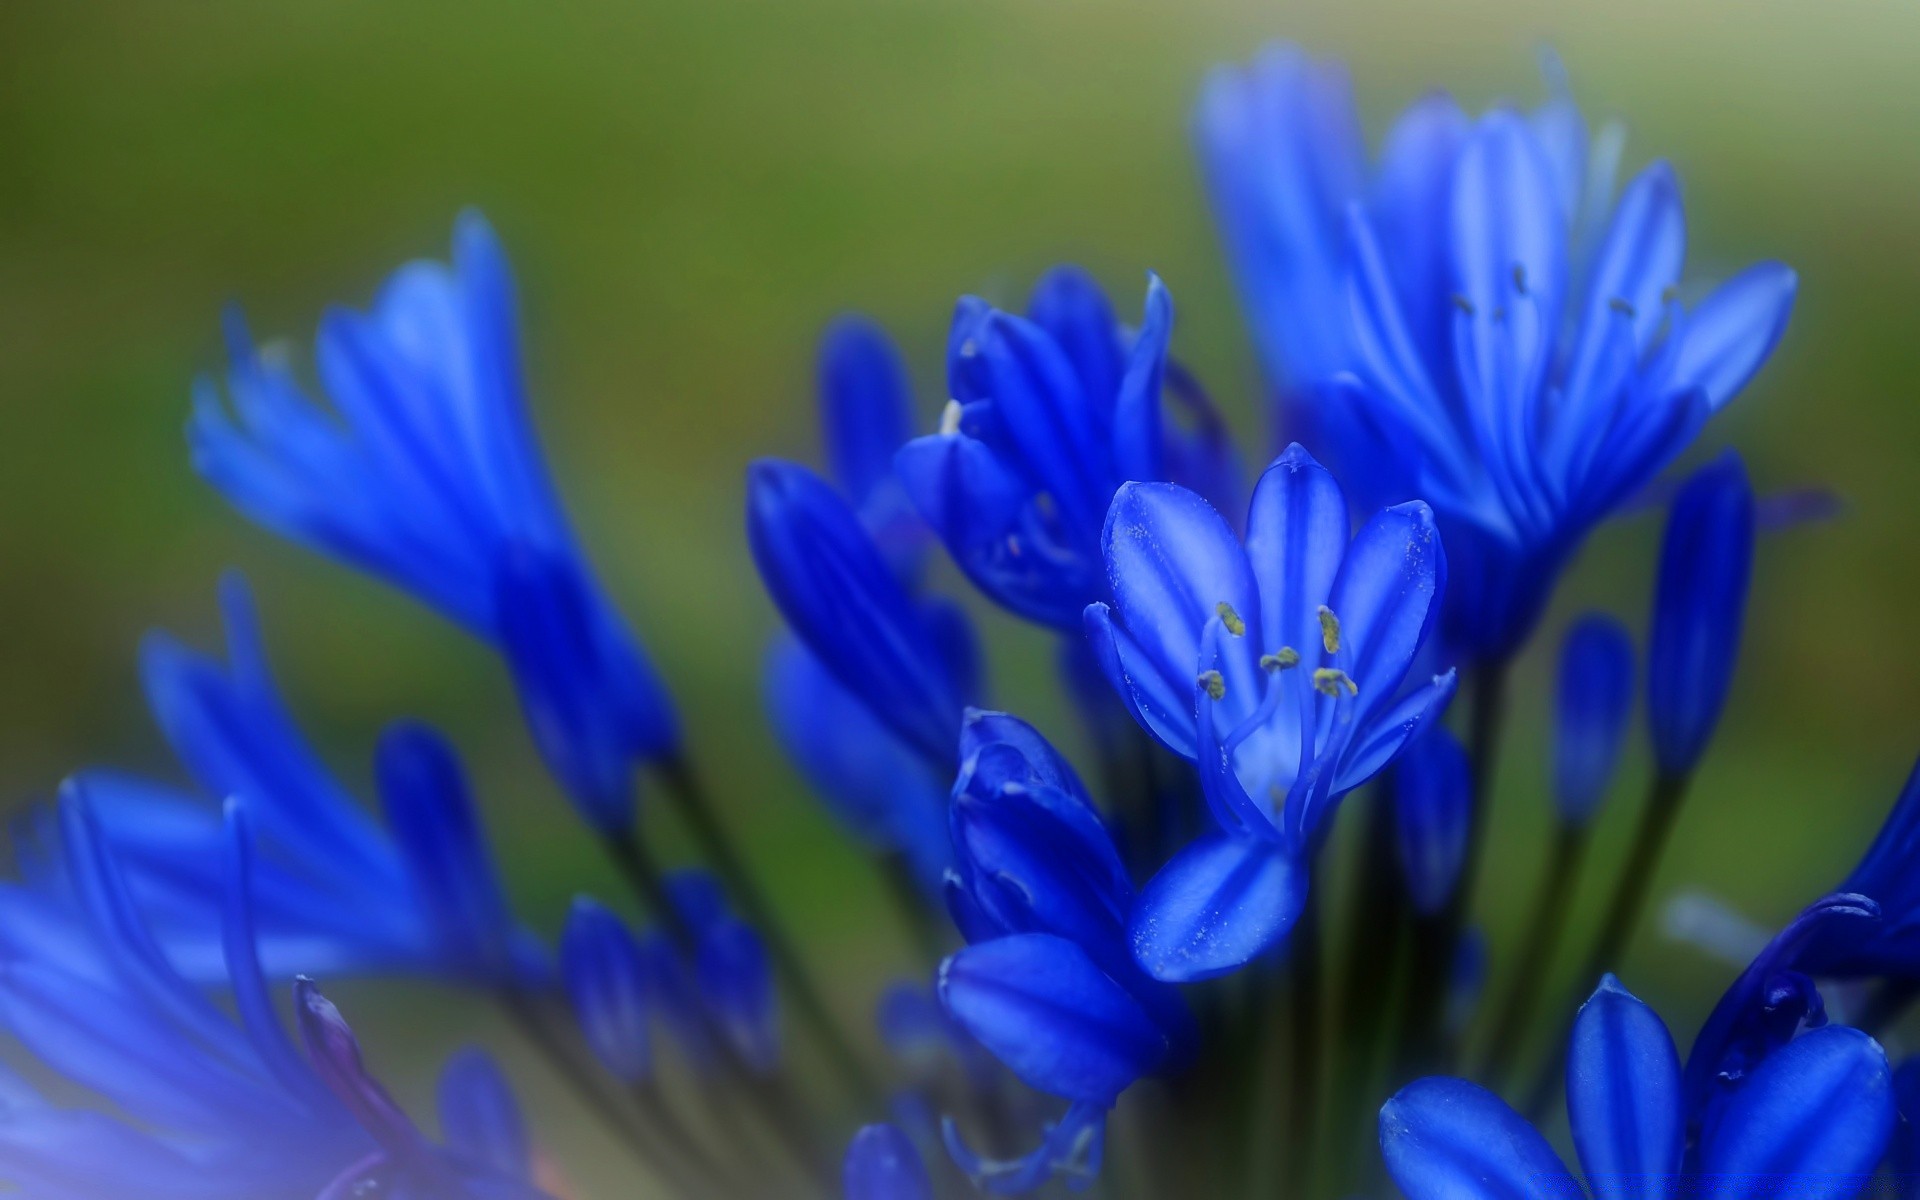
left=3, top=0, right=1919, bottom=1192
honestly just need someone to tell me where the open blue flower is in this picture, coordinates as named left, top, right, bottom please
left=1086, top=444, right=1455, bottom=980
left=1382, top=975, right=1894, bottom=1200
left=190, top=210, right=677, bottom=830
left=2, top=573, right=540, bottom=987
left=0, top=796, right=547, bottom=1200
left=896, top=269, right=1235, bottom=631
left=1201, top=46, right=1796, bottom=660
left=937, top=711, right=1192, bottom=1194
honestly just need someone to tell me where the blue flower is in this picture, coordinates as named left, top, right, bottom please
left=1787, top=757, right=1920, bottom=982
left=896, top=269, right=1235, bottom=631
left=1393, top=726, right=1472, bottom=916
left=5, top=573, right=540, bottom=987
left=1201, top=45, right=1796, bottom=660
left=1382, top=975, right=1894, bottom=1200
left=748, top=458, right=980, bottom=766
left=843, top=1122, right=933, bottom=1200
left=0, top=796, right=547, bottom=1200
left=1086, top=444, right=1455, bottom=980
left=938, top=711, right=1192, bottom=1194
left=817, top=315, right=932, bottom=579
left=1555, top=613, right=1637, bottom=826
left=1648, top=452, right=1756, bottom=779
left=190, top=210, right=677, bottom=830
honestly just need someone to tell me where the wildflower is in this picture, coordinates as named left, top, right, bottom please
left=1201, top=46, right=1796, bottom=660
left=1382, top=975, right=1894, bottom=1200
left=1087, top=444, right=1455, bottom=979
left=190, top=211, right=677, bottom=830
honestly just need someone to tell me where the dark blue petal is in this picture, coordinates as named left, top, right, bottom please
left=493, top=546, right=679, bottom=831
left=697, top=917, right=779, bottom=1074
left=1392, top=727, right=1471, bottom=916
left=559, top=898, right=653, bottom=1083
left=437, top=1048, right=532, bottom=1183
left=1325, top=500, right=1447, bottom=732
left=376, top=722, right=519, bottom=981
left=939, top=934, right=1165, bottom=1103
left=748, top=459, right=965, bottom=764
left=1696, top=1026, right=1893, bottom=1193
left=1555, top=615, right=1636, bottom=826
left=1671, top=262, right=1798, bottom=412
left=1379, top=1076, right=1575, bottom=1200
left=1083, top=601, right=1199, bottom=759
left=1111, top=274, right=1173, bottom=485
left=975, top=311, right=1112, bottom=540
left=1026, top=266, right=1124, bottom=413
left=295, top=978, right=426, bottom=1162
left=1566, top=975, right=1684, bottom=1193
left=1647, top=452, right=1754, bottom=777
left=1803, top=756, right=1920, bottom=977
left=1330, top=669, right=1458, bottom=798
left=1130, top=832, right=1306, bottom=983
left=1561, top=161, right=1686, bottom=425
left=819, top=316, right=916, bottom=507
left=843, top=1123, right=932, bottom=1200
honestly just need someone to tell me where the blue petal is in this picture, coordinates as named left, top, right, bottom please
left=939, top=934, right=1165, bottom=1103
left=1331, top=669, right=1458, bottom=798
left=1371, top=92, right=1471, bottom=374
left=1243, top=444, right=1349, bottom=665
left=1647, top=452, right=1754, bottom=776
left=437, top=1048, right=532, bottom=1182
left=1083, top=602, right=1199, bottom=759
left=376, top=722, right=519, bottom=981
left=843, top=1123, right=932, bottom=1200
left=1566, top=975, right=1684, bottom=1194
left=1325, top=500, right=1447, bottom=731
left=1561, top=160, right=1687, bottom=427
left=1026, top=266, right=1124, bottom=413
left=1392, top=727, right=1471, bottom=916
left=697, top=917, right=779, bottom=1074
left=975, top=310, right=1113, bottom=541
left=1111, top=274, right=1173, bottom=485
left=559, top=898, right=653, bottom=1083
left=294, top=978, right=426, bottom=1161
left=1554, top=614, right=1636, bottom=826
left=1129, top=832, right=1305, bottom=983
left=1671, top=262, right=1798, bottom=412
left=1378, top=1076, right=1575, bottom=1200
left=819, top=316, right=917, bottom=507
left=748, top=459, right=965, bottom=765
left=1696, top=1026, right=1894, bottom=1194
left=1100, top=481, right=1262, bottom=722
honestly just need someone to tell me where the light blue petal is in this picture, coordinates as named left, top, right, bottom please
left=1243, top=444, right=1348, bottom=665
left=1671, top=262, right=1798, bottom=411
left=1379, top=1076, right=1575, bottom=1200
left=1129, top=833, right=1305, bottom=983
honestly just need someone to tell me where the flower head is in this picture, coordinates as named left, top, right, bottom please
left=1087, top=444, right=1455, bottom=979
left=190, top=211, right=676, bottom=829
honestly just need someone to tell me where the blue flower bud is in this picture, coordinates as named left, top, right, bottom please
left=842, top=1123, right=932, bottom=1200
left=1647, top=452, right=1755, bottom=777
left=1553, top=614, right=1635, bottom=826
left=1393, top=726, right=1471, bottom=916
left=560, top=897, right=654, bottom=1084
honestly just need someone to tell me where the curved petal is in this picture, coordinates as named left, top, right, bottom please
left=1331, top=669, right=1458, bottom=798
left=843, top=1123, right=932, bottom=1200
left=1696, top=1026, right=1894, bottom=1194
left=818, top=316, right=916, bottom=507
left=1325, top=501, right=1447, bottom=729
left=1566, top=976, right=1684, bottom=1194
left=1083, top=602, right=1198, bottom=759
left=437, top=1048, right=531, bottom=1183
left=1129, top=833, right=1305, bottom=983
left=1112, top=274, right=1173, bottom=484
left=1244, top=444, right=1349, bottom=663
left=1562, top=160, right=1687, bottom=422
left=939, top=934, right=1165, bottom=1103
left=1670, top=262, right=1798, bottom=412
left=1027, top=265, right=1124, bottom=414
left=1379, top=1076, right=1575, bottom=1200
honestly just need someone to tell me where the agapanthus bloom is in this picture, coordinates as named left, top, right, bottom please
left=1087, top=444, right=1455, bottom=979
left=1201, top=45, right=1796, bottom=659
left=190, top=210, right=677, bottom=829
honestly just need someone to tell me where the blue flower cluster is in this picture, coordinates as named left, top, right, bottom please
left=2, top=37, right=1913, bottom=1200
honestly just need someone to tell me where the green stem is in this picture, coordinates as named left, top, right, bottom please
left=1479, top=822, right=1588, bottom=1090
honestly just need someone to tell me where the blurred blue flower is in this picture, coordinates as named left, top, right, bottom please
left=748, top=458, right=980, bottom=766
left=1087, top=444, right=1455, bottom=980
left=1393, top=726, right=1471, bottom=916
left=1382, top=975, right=1893, bottom=1200
left=843, top=1122, right=933, bottom=1200
left=4, top=573, right=540, bottom=987
left=1648, top=452, right=1756, bottom=778
left=897, top=269, right=1236, bottom=631
left=0, top=797, right=546, bottom=1200
left=1554, top=613, right=1637, bottom=826
left=1201, top=45, right=1796, bottom=660
left=1796, top=758, right=1920, bottom=982
left=190, top=210, right=677, bottom=830
left=938, top=711, right=1192, bottom=1194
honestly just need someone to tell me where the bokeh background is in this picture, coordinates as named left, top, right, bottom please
left=3, top=0, right=1918, bottom=1192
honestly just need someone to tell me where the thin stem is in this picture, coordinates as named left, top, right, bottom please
left=658, top=757, right=883, bottom=1108
left=1331, top=784, right=1410, bottom=1194
left=1286, top=887, right=1326, bottom=1197
left=1522, top=770, right=1690, bottom=1117
left=495, top=990, right=709, bottom=1197
left=1479, top=821, right=1588, bottom=1090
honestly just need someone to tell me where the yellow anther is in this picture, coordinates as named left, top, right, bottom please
left=1197, top=670, right=1226, bottom=701
left=1216, top=602, right=1246, bottom=637
left=1313, top=668, right=1358, bottom=698
left=1317, top=606, right=1341, bottom=654
left=1261, top=647, right=1300, bottom=672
